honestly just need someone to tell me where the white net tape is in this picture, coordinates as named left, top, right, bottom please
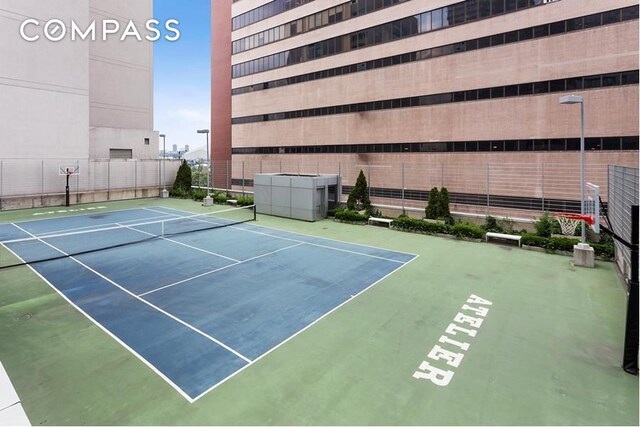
left=557, top=216, right=580, bottom=236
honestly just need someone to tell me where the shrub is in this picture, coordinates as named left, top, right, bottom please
left=534, top=211, right=554, bottom=237
left=191, top=188, right=207, bottom=201
left=391, top=216, right=449, bottom=234
left=450, top=223, right=485, bottom=239
left=425, top=187, right=440, bottom=219
left=213, top=192, right=228, bottom=204
left=483, top=216, right=503, bottom=233
left=347, top=170, right=372, bottom=214
left=591, top=242, right=614, bottom=258
left=172, top=160, right=192, bottom=193
left=439, top=187, right=453, bottom=224
left=521, top=233, right=602, bottom=254
left=235, top=195, right=254, bottom=206
left=335, top=209, right=369, bottom=222
left=169, top=187, right=190, bottom=199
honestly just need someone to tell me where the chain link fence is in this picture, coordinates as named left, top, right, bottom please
left=0, top=159, right=181, bottom=209
left=607, top=166, right=639, bottom=281
left=208, top=159, right=618, bottom=220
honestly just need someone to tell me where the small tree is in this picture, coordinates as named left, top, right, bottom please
left=439, top=187, right=452, bottom=223
left=172, top=160, right=192, bottom=193
left=347, top=170, right=372, bottom=214
left=534, top=211, right=554, bottom=237
left=426, top=187, right=440, bottom=219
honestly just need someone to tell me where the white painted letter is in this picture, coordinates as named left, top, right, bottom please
left=467, top=294, right=493, bottom=305
left=454, top=312, right=483, bottom=328
left=145, top=19, right=161, bottom=41
left=20, top=19, right=40, bottom=42
left=121, top=20, right=142, bottom=41
left=164, top=19, right=180, bottom=41
left=71, top=20, right=95, bottom=41
left=438, top=335, right=470, bottom=351
left=427, top=345, right=464, bottom=368
left=102, top=19, right=120, bottom=41
left=461, top=304, right=489, bottom=317
left=445, top=323, right=477, bottom=337
left=413, top=361, right=454, bottom=386
left=44, top=19, right=66, bottom=42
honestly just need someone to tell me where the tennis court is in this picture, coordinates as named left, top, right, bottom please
left=0, top=205, right=415, bottom=401
left=0, top=198, right=637, bottom=425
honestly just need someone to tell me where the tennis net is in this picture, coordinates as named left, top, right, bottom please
left=0, top=205, right=256, bottom=270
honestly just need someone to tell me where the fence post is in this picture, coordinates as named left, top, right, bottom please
left=279, top=161, right=282, bottom=173
left=441, top=163, right=444, bottom=188
left=134, top=160, right=138, bottom=199
left=367, top=163, right=371, bottom=199
left=541, top=162, right=545, bottom=212
left=41, top=160, right=44, bottom=207
left=242, top=161, right=245, bottom=195
left=0, top=160, right=3, bottom=210
left=317, top=161, right=319, bottom=176
left=226, top=160, right=230, bottom=194
left=623, top=204, right=639, bottom=375
left=338, top=162, right=342, bottom=205
left=402, top=162, right=405, bottom=215
left=486, top=163, right=490, bottom=215
left=76, top=160, right=80, bottom=203
left=107, top=159, right=111, bottom=201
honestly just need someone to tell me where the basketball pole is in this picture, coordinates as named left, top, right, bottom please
left=65, top=173, right=70, bottom=207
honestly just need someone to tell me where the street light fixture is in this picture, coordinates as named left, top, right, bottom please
left=559, top=94, right=586, bottom=245
left=159, top=134, right=168, bottom=198
left=197, top=129, right=212, bottom=206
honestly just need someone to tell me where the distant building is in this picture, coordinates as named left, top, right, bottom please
left=0, top=1, right=158, bottom=162
left=212, top=0, right=639, bottom=211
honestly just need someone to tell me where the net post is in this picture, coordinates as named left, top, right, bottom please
left=253, top=204, right=257, bottom=221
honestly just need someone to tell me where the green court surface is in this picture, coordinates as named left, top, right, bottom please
left=0, top=198, right=637, bottom=425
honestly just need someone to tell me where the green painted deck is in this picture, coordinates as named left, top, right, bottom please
left=0, top=198, right=637, bottom=425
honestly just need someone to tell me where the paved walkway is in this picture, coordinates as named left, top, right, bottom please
left=0, top=362, right=30, bottom=426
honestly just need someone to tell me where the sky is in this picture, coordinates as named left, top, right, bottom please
left=154, top=0, right=211, bottom=152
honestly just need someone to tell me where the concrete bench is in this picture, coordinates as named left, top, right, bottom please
left=368, top=217, right=394, bottom=227
left=485, top=232, right=522, bottom=247
left=226, top=199, right=238, bottom=206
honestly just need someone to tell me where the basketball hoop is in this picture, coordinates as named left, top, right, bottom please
left=554, top=213, right=594, bottom=236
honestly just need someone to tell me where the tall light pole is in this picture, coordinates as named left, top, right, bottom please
left=197, top=129, right=212, bottom=206
left=559, top=95, right=586, bottom=245
left=159, top=134, right=168, bottom=198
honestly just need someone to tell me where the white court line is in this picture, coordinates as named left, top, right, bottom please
left=5, top=206, right=155, bottom=226
left=152, top=207, right=407, bottom=264
left=138, top=242, right=305, bottom=297
left=10, top=223, right=252, bottom=367
left=190, top=253, right=420, bottom=402
left=117, top=223, right=241, bottom=264
left=34, top=213, right=175, bottom=238
left=0, top=239, right=196, bottom=403
left=156, top=206, right=418, bottom=259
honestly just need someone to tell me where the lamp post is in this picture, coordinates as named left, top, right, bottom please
left=197, top=129, right=212, bottom=206
left=159, top=134, right=168, bottom=198
left=559, top=95, right=586, bottom=245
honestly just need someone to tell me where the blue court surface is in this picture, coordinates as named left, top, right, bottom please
left=0, top=207, right=416, bottom=402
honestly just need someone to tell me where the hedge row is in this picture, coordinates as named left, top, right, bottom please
left=521, top=233, right=614, bottom=258
left=391, top=217, right=614, bottom=258
left=334, top=209, right=369, bottom=222
left=391, top=216, right=484, bottom=239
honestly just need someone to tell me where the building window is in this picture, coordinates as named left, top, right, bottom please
left=144, top=138, right=150, bottom=145
left=110, top=149, right=133, bottom=159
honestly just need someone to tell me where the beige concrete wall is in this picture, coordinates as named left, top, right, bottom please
left=232, top=87, right=639, bottom=146
left=0, top=0, right=90, bottom=160
left=231, top=0, right=637, bottom=86
left=232, top=22, right=638, bottom=115
left=0, top=1, right=157, bottom=163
